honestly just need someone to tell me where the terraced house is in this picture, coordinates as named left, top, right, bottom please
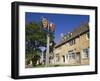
left=52, top=23, right=90, bottom=66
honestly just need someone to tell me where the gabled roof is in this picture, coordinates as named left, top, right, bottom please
left=55, top=23, right=89, bottom=48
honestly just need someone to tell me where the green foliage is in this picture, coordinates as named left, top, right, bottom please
left=25, top=21, right=55, bottom=66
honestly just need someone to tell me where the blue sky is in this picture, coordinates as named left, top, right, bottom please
left=25, top=12, right=89, bottom=44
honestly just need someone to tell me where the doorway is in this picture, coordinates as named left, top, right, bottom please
left=62, top=55, right=65, bottom=63
left=76, top=52, right=80, bottom=64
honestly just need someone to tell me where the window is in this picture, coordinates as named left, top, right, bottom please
left=68, top=53, right=75, bottom=60
left=81, top=48, right=89, bottom=58
left=69, top=39, right=76, bottom=46
left=71, top=53, right=75, bottom=59
left=68, top=50, right=76, bottom=60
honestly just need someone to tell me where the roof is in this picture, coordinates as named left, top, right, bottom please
left=55, top=23, right=89, bottom=48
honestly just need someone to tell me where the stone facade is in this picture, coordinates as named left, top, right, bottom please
left=52, top=23, right=89, bottom=66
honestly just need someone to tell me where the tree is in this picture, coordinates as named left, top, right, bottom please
left=25, top=21, right=55, bottom=66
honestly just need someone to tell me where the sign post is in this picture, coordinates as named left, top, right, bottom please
left=41, top=17, right=55, bottom=67
left=45, top=31, right=50, bottom=67
left=41, top=17, right=49, bottom=67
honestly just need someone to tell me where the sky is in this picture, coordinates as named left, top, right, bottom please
left=25, top=12, right=89, bottom=44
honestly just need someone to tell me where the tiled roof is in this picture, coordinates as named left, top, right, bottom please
left=55, top=23, right=89, bottom=48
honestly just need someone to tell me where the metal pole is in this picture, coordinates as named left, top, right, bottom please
left=45, top=24, right=50, bottom=67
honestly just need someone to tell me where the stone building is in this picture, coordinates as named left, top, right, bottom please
left=52, top=23, right=89, bottom=66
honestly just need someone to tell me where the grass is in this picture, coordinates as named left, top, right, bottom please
left=29, top=64, right=82, bottom=68
left=26, top=63, right=89, bottom=68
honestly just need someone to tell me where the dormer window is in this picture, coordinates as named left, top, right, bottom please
left=69, top=39, right=76, bottom=46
